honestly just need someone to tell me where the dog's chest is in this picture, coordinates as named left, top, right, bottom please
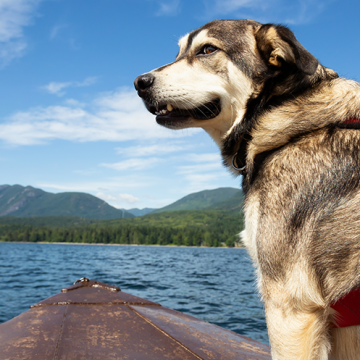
left=241, top=193, right=261, bottom=266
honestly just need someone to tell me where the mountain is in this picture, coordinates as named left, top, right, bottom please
left=126, top=208, right=155, bottom=217
left=208, top=189, right=245, bottom=214
left=0, top=185, right=134, bottom=220
left=153, top=187, right=240, bottom=213
left=0, top=186, right=246, bottom=247
left=0, top=184, right=243, bottom=221
left=125, top=188, right=243, bottom=217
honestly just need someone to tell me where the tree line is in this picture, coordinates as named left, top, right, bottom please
left=0, top=223, right=243, bottom=247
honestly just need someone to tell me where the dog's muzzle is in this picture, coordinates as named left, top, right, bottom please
left=134, top=72, right=222, bottom=127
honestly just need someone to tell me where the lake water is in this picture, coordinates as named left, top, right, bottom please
left=0, top=242, right=269, bottom=345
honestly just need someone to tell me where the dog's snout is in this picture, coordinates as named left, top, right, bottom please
left=134, top=73, right=155, bottom=92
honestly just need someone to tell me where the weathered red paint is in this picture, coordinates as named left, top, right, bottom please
left=0, top=278, right=272, bottom=359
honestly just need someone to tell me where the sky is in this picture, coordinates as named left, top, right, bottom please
left=0, top=0, right=359, bottom=210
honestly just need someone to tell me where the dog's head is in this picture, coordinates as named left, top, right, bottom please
left=135, top=19, right=321, bottom=152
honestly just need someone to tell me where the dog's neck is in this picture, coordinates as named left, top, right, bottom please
left=221, top=77, right=360, bottom=190
left=247, top=78, right=360, bottom=166
left=203, top=107, right=248, bottom=149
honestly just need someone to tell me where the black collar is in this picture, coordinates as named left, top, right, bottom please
left=231, top=118, right=360, bottom=181
left=231, top=133, right=251, bottom=176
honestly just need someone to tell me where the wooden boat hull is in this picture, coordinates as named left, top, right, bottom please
left=0, top=279, right=271, bottom=359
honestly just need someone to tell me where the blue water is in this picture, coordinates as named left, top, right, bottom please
left=0, top=243, right=268, bottom=344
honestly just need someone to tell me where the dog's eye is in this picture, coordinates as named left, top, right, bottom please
left=199, top=45, right=218, bottom=55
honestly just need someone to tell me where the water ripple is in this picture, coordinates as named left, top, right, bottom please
left=0, top=243, right=269, bottom=344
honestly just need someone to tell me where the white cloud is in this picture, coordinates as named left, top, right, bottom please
left=0, top=0, right=43, bottom=66
left=38, top=176, right=151, bottom=193
left=212, top=0, right=265, bottom=14
left=115, top=142, right=190, bottom=157
left=0, top=39, right=27, bottom=65
left=77, top=77, right=98, bottom=87
left=183, top=172, right=225, bottom=183
left=285, top=0, right=327, bottom=25
left=101, top=157, right=161, bottom=171
left=43, top=82, right=71, bottom=96
left=64, top=98, right=86, bottom=107
left=49, top=23, right=79, bottom=50
left=156, top=0, right=180, bottom=16
left=175, top=153, right=232, bottom=194
left=94, top=88, right=145, bottom=112
left=179, top=171, right=232, bottom=195
left=95, top=192, right=141, bottom=207
left=175, top=153, right=223, bottom=174
left=50, top=23, right=67, bottom=40
left=186, top=152, right=221, bottom=163
left=177, top=162, right=223, bottom=175
left=203, top=0, right=331, bottom=25
left=0, top=88, right=200, bottom=145
left=42, top=76, right=98, bottom=96
left=95, top=191, right=174, bottom=209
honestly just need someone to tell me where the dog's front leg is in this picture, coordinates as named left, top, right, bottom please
left=329, top=326, right=360, bottom=359
left=264, top=296, right=331, bottom=360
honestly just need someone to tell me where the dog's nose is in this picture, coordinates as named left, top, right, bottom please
left=134, top=73, right=155, bottom=91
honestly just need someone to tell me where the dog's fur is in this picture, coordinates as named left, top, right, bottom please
left=135, top=19, right=360, bottom=359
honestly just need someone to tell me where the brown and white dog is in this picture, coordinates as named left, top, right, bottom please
left=135, top=19, right=360, bottom=360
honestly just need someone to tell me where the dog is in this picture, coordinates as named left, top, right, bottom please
left=134, top=19, right=360, bottom=360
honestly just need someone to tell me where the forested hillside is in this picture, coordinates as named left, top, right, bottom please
left=0, top=187, right=245, bottom=247
left=0, top=185, right=134, bottom=219
left=0, top=209, right=244, bottom=247
left=153, top=187, right=240, bottom=213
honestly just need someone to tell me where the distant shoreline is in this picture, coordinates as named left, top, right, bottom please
left=0, top=241, right=244, bottom=248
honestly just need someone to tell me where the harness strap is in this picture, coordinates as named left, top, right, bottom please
left=331, top=288, right=360, bottom=328
left=338, top=118, right=360, bottom=128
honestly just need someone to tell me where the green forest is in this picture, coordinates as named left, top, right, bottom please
left=0, top=210, right=245, bottom=247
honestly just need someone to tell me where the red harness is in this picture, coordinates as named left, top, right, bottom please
left=329, top=118, right=360, bottom=328
left=331, top=288, right=360, bottom=328
left=338, top=118, right=360, bottom=127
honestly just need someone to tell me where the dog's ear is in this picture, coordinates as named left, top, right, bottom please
left=256, top=24, right=318, bottom=75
